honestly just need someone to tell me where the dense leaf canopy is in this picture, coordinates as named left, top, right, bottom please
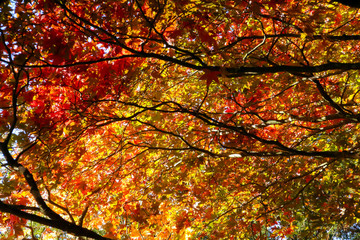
left=1, top=0, right=360, bottom=239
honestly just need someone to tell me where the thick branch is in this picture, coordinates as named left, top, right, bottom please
left=6, top=58, right=360, bottom=80
left=0, top=201, right=112, bottom=240
left=1, top=143, right=63, bottom=221
left=224, top=62, right=360, bottom=77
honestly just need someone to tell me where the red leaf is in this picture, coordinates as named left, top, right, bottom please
left=200, top=70, right=221, bottom=87
left=305, top=175, right=312, bottom=183
left=197, top=26, right=217, bottom=46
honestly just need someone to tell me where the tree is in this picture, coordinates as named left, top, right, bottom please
left=1, top=0, right=360, bottom=239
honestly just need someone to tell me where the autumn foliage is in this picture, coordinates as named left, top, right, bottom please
left=1, top=0, right=360, bottom=239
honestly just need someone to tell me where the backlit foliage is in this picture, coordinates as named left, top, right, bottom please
left=1, top=0, right=360, bottom=239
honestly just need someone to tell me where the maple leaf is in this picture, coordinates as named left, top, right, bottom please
left=200, top=69, right=221, bottom=87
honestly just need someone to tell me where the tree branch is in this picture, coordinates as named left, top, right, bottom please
left=0, top=201, right=112, bottom=240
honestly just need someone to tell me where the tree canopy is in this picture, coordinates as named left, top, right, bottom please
left=1, top=0, right=360, bottom=239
